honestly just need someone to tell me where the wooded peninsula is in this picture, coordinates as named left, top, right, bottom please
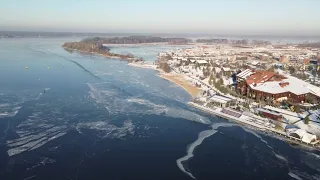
left=62, top=36, right=191, bottom=60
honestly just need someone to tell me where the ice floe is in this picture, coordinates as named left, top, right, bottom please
left=87, top=83, right=210, bottom=124
left=76, top=119, right=135, bottom=139
left=6, top=103, right=68, bottom=156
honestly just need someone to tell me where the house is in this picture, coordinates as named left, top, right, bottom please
left=222, top=67, right=231, bottom=72
left=236, top=69, right=255, bottom=81
left=196, top=60, right=208, bottom=67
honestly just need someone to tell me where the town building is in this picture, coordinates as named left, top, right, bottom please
left=285, top=128, right=317, bottom=144
left=236, top=69, right=320, bottom=103
left=255, top=108, right=283, bottom=121
left=208, top=95, right=236, bottom=108
left=196, top=60, right=208, bottom=67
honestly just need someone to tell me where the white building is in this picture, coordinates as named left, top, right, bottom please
left=286, top=128, right=317, bottom=144
left=208, top=95, right=236, bottom=108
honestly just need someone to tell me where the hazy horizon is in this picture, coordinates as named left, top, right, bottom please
left=1, top=0, right=320, bottom=36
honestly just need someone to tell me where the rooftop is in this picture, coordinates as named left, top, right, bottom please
left=266, top=106, right=307, bottom=117
left=256, top=107, right=282, bottom=116
left=209, top=95, right=234, bottom=104
left=196, top=60, right=208, bottom=64
left=246, top=71, right=276, bottom=85
left=237, top=69, right=254, bottom=79
left=243, top=70, right=320, bottom=97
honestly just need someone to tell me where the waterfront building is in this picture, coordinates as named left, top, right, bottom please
left=255, top=108, right=283, bottom=121
left=236, top=69, right=320, bottom=103
left=286, top=128, right=318, bottom=144
left=208, top=95, right=236, bottom=108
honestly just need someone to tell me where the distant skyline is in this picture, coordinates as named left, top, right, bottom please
left=1, top=0, right=320, bottom=36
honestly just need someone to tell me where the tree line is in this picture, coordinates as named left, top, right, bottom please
left=196, top=39, right=229, bottom=44
left=80, top=36, right=191, bottom=44
left=297, top=42, right=320, bottom=48
left=196, top=38, right=271, bottom=45
left=62, top=42, right=134, bottom=60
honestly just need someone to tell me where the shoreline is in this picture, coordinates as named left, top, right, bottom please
left=61, top=44, right=319, bottom=149
left=158, top=73, right=202, bottom=98
left=128, top=62, right=202, bottom=98
left=188, top=102, right=320, bottom=149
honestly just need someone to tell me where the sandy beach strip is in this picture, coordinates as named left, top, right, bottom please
left=127, top=62, right=202, bottom=98
left=159, top=73, right=202, bottom=98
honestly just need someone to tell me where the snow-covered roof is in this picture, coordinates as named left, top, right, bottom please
left=264, top=105, right=307, bottom=118
left=248, top=74, right=320, bottom=96
left=237, top=69, right=254, bottom=79
left=302, top=132, right=317, bottom=144
left=309, top=110, right=320, bottom=123
left=196, top=60, right=208, bottom=64
left=295, top=120, right=320, bottom=136
left=251, top=61, right=260, bottom=65
left=209, top=95, right=234, bottom=104
left=222, top=67, right=231, bottom=71
left=287, top=128, right=317, bottom=144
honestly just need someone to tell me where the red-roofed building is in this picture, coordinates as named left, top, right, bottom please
left=245, top=71, right=276, bottom=86
left=236, top=69, right=320, bottom=103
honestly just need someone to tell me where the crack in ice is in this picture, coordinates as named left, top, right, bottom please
left=176, top=123, right=237, bottom=179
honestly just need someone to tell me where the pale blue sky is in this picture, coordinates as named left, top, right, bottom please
left=0, top=0, right=319, bottom=35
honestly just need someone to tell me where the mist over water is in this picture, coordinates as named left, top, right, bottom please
left=0, top=38, right=319, bottom=180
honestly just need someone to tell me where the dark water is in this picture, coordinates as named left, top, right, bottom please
left=0, top=38, right=319, bottom=180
